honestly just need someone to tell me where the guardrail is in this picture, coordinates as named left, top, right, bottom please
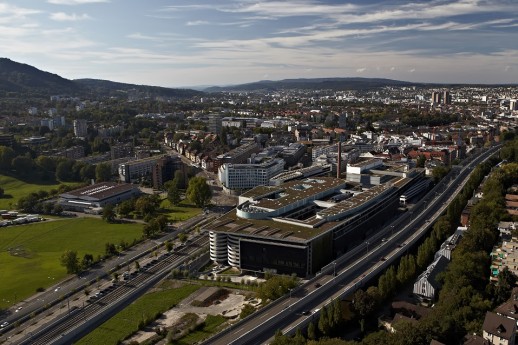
left=200, top=145, right=501, bottom=345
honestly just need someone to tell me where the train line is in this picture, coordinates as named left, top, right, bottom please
left=20, top=236, right=208, bottom=345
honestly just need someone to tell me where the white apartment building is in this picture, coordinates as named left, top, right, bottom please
left=218, top=158, right=285, bottom=191
left=73, top=119, right=88, bottom=138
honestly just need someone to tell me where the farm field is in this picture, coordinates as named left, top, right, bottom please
left=0, top=218, right=143, bottom=309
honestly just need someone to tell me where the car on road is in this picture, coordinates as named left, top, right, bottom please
left=1, top=322, right=9, bottom=328
left=15, top=307, right=22, bottom=312
left=54, top=287, right=61, bottom=292
left=302, top=310, right=311, bottom=316
left=314, top=283, right=321, bottom=288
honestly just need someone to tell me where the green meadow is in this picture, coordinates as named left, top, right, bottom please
left=0, top=218, right=142, bottom=309
left=0, top=174, right=77, bottom=210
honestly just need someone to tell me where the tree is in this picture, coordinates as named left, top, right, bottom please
left=60, top=250, right=80, bottom=274
left=95, top=163, right=111, bottom=182
left=143, top=221, right=159, bottom=239
left=117, top=199, right=134, bottom=218
left=352, top=289, right=376, bottom=333
left=307, top=321, right=317, bottom=340
left=80, top=164, right=96, bottom=181
left=0, top=146, right=15, bottom=170
left=318, top=305, right=331, bottom=336
left=12, top=156, right=34, bottom=174
left=135, top=195, right=159, bottom=217
left=56, top=160, right=74, bottom=181
left=167, top=184, right=181, bottom=206
left=102, top=204, right=116, bottom=223
left=186, top=176, right=212, bottom=208
left=81, top=253, right=94, bottom=269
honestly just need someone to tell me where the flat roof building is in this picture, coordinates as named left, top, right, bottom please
left=205, top=175, right=417, bottom=277
left=59, top=182, right=140, bottom=212
left=218, top=158, right=285, bottom=192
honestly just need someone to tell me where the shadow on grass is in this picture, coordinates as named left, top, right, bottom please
left=1, top=170, right=59, bottom=186
left=0, top=194, right=13, bottom=199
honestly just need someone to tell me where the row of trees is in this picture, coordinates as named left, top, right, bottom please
left=0, top=145, right=112, bottom=182
left=268, top=141, right=516, bottom=345
left=354, top=140, right=518, bottom=345
left=271, top=298, right=344, bottom=345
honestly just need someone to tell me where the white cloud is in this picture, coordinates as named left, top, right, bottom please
left=47, top=0, right=109, bottom=5
left=186, top=20, right=210, bottom=26
left=409, top=68, right=416, bottom=73
left=50, top=12, right=91, bottom=21
left=356, top=67, right=366, bottom=73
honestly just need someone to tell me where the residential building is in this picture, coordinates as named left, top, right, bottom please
left=73, top=119, right=88, bottom=138
left=482, top=311, right=516, bottom=345
left=118, top=155, right=165, bottom=183
left=111, top=143, right=134, bottom=160
left=208, top=114, right=222, bottom=134
left=152, top=155, right=183, bottom=189
left=413, top=255, right=449, bottom=304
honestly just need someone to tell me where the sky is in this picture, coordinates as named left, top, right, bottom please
left=0, top=0, right=517, bottom=88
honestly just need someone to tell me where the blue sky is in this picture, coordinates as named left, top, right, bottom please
left=0, top=0, right=517, bottom=87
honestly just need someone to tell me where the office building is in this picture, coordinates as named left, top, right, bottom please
left=218, top=158, right=285, bottom=191
left=213, top=142, right=261, bottom=173
left=206, top=176, right=416, bottom=277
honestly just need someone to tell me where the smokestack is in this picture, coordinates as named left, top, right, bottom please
left=337, top=141, right=341, bottom=179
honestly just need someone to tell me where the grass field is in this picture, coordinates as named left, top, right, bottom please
left=177, top=314, right=227, bottom=345
left=0, top=174, right=77, bottom=210
left=0, top=218, right=143, bottom=309
left=159, top=199, right=201, bottom=222
left=76, top=284, right=200, bottom=345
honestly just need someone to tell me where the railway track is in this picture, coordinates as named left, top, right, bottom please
left=21, top=236, right=208, bottom=345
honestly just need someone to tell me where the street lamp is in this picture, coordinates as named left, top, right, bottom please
left=365, top=241, right=370, bottom=254
left=333, top=261, right=337, bottom=278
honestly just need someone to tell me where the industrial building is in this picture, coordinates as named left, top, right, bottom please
left=206, top=174, right=421, bottom=277
left=58, top=182, right=140, bottom=212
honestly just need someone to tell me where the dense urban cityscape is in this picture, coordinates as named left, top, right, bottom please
left=0, top=55, right=517, bottom=345
left=0, top=0, right=518, bottom=344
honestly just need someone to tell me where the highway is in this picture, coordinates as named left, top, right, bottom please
left=202, top=144, right=501, bottom=345
left=16, top=235, right=208, bottom=345
left=0, top=212, right=214, bottom=343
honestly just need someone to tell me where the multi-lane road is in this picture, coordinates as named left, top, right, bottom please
left=0, top=212, right=214, bottom=344
left=17, top=235, right=208, bottom=345
left=202, top=144, right=501, bottom=345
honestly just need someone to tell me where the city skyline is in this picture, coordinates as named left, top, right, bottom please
left=1, top=0, right=517, bottom=88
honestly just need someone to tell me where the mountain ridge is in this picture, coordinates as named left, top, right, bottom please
left=0, top=58, right=201, bottom=99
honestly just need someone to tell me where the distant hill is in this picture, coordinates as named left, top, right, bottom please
left=74, top=78, right=202, bottom=99
left=0, top=58, right=201, bottom=99
left=0, top=58, right=80, bottom=97
left=204, top=77, right=417, bottom=92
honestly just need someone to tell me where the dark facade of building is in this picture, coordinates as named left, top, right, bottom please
left=152, top=155, right=184, bottom=189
